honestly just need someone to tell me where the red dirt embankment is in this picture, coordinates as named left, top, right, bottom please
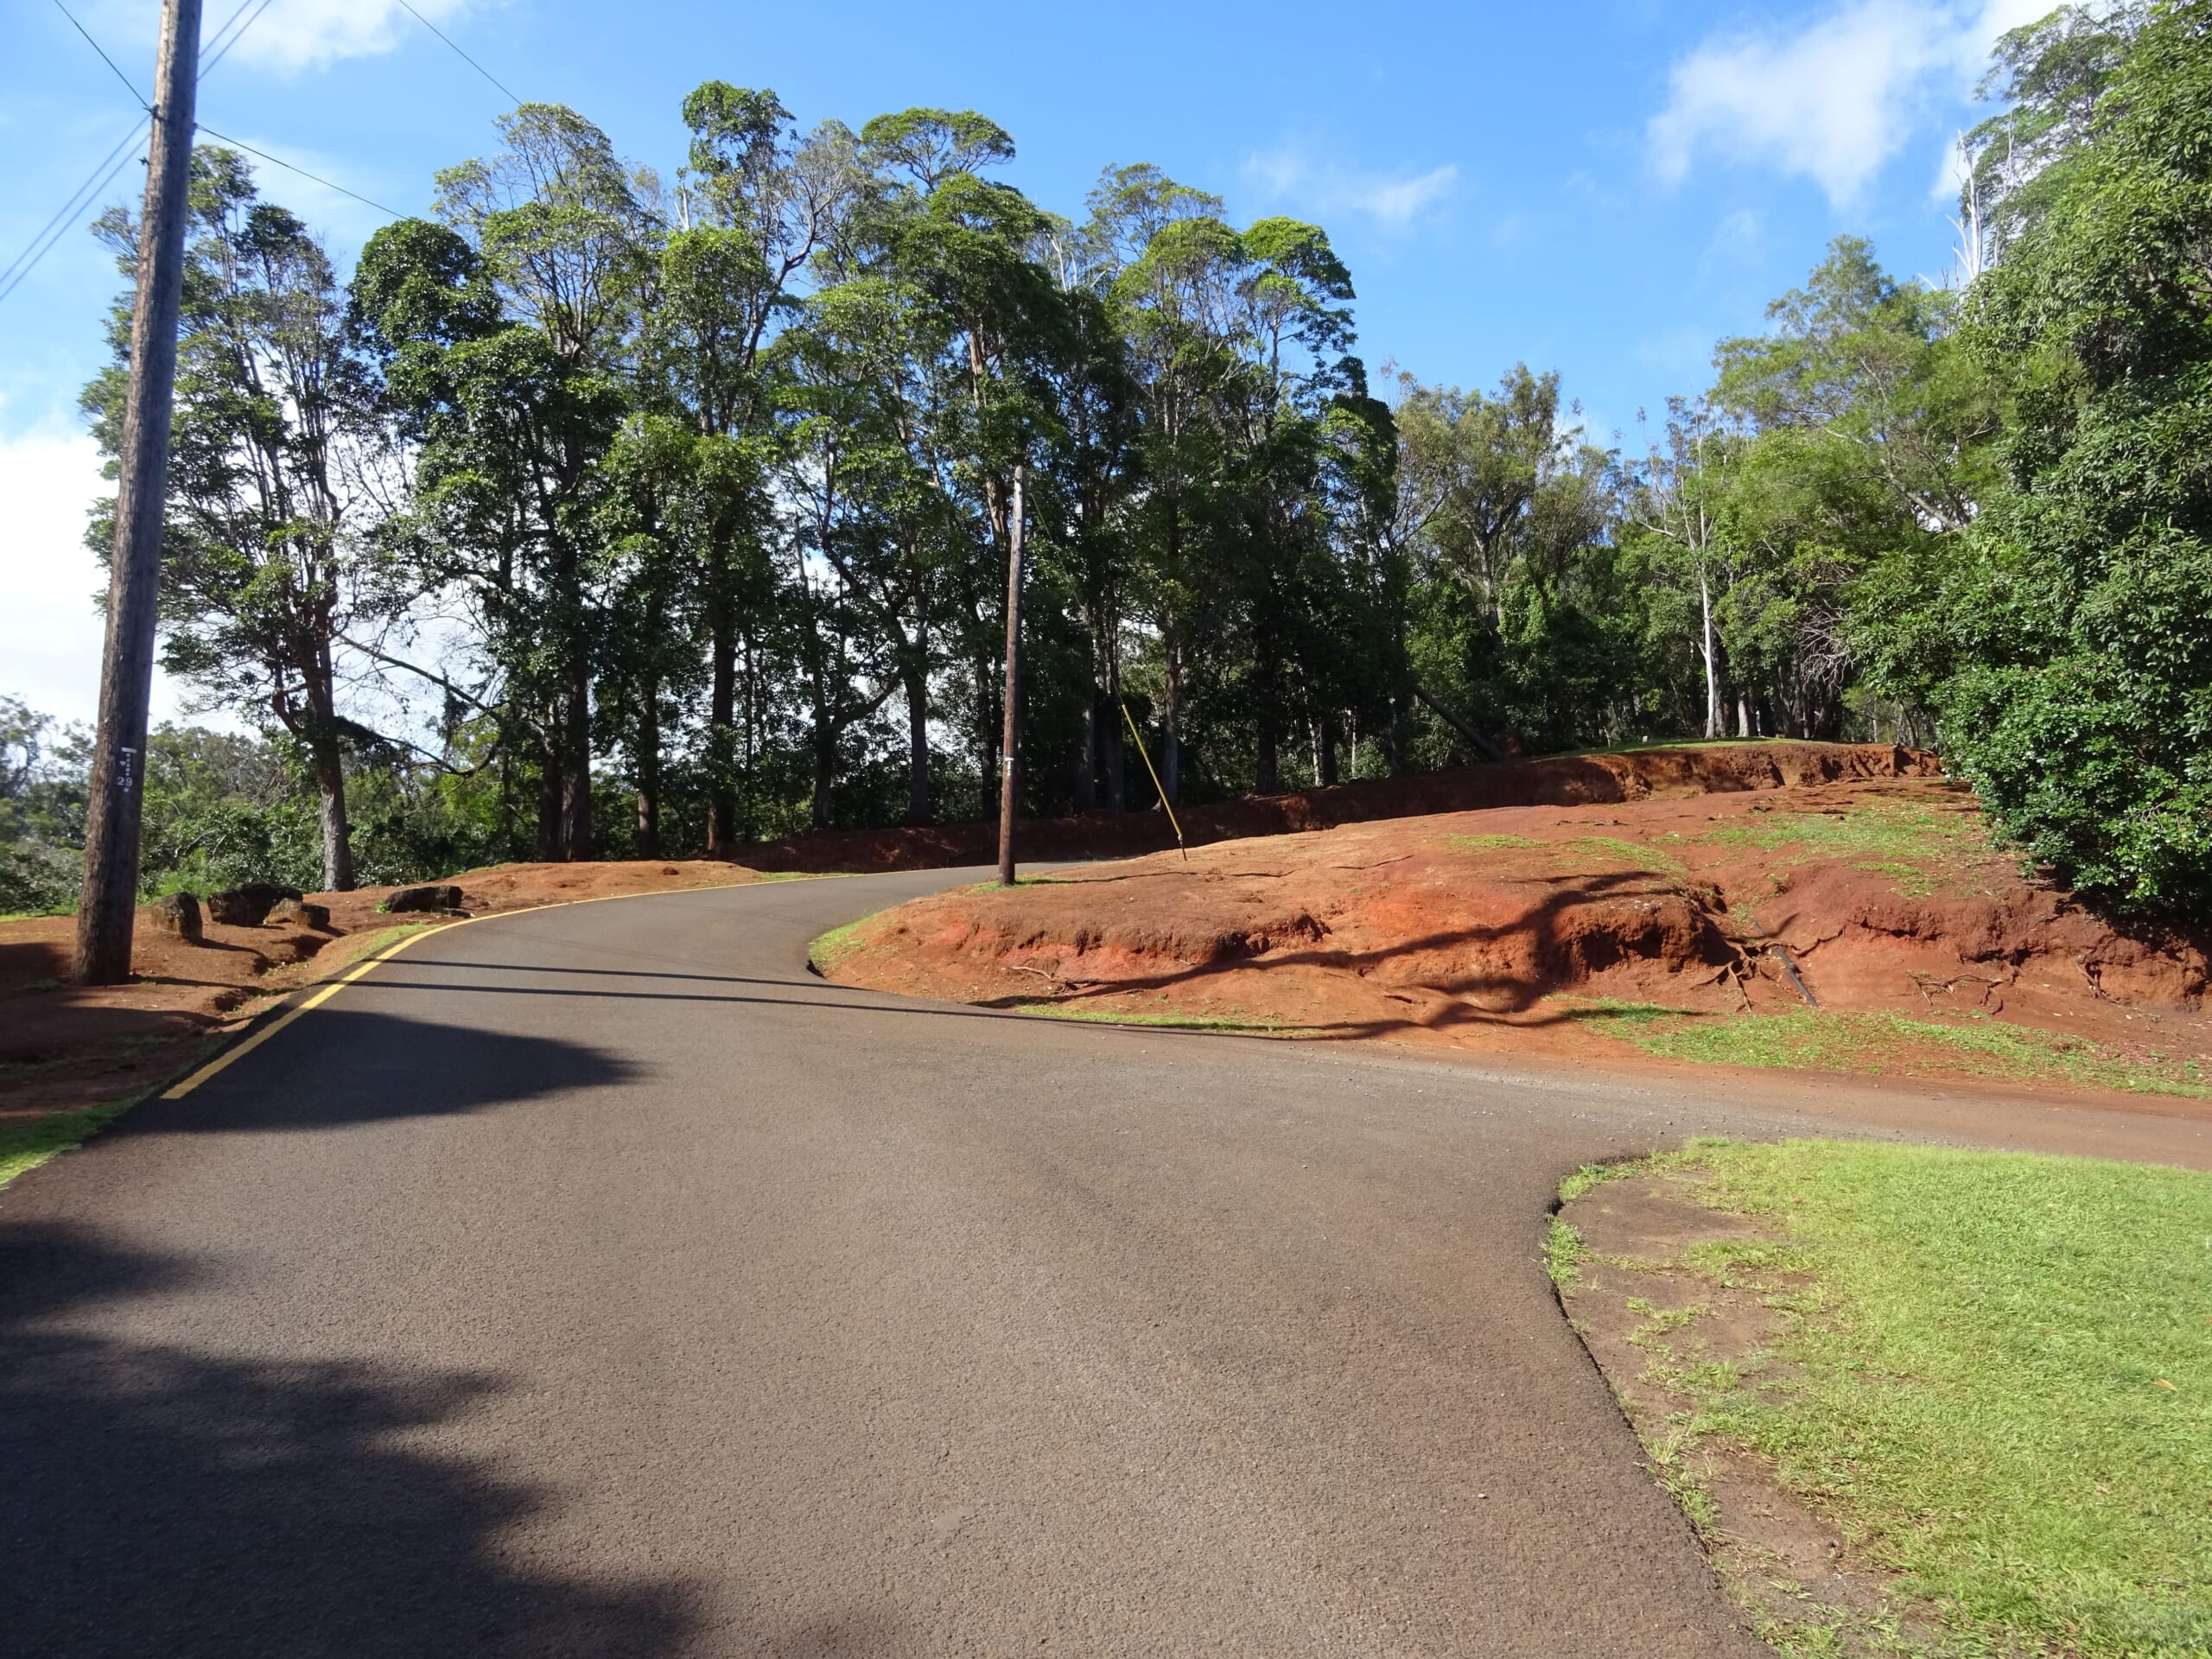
left=820, top=766, right=2209, bottom=1099
left=746, top=741, right=1943, bottom=871
left=0, top=861, right=778, bottom=1124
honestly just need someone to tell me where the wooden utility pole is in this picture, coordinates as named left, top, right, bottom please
left=995, top=462, right=1027, bottom=887
left=73, top=0, right=201, bottom=986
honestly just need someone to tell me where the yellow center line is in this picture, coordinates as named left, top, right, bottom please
left=157, top=874, right=839, bottom=1101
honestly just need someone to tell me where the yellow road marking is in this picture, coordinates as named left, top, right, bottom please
left=156, top=873, right=838, bottom=1101
left=160, top=919, right=466, bottom=1099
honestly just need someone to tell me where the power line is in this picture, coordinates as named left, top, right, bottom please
left=52, top=0, right=148, bottom=109
left=200, top=0, right=277, bottom=77
left=0, top=122, right=147, bottom=303
left=196, top=124, right=404, bottom=219
left=395, top=0, right=523, bottom=108
left=0, top=0, right=274, bottom=308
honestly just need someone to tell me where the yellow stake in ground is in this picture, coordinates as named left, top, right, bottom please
left=1120, top=702, right=1188, bottom=861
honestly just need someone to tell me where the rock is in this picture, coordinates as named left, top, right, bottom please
left=148, top=892, right=203, bottom=944
left=206, top=882, right=303, bottom=927
left=268, top=897, right=331, bottom=930
left=380, top=883, right=463, bottom=914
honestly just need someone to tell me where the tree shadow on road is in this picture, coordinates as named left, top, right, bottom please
left=0, top=1219, right=899, bottom=1657
left=124, top=1008, right=651, bottom=1135
left=0, top=1220, right=701, bottom=1657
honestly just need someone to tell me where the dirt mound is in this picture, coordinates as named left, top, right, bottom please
left=820, top=778, right=2210, bottom=1100
left=749, top=741, right=1938, bottom=872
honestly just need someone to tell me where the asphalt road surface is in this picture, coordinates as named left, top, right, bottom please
left=3, top=871, right=2200, bottom=1657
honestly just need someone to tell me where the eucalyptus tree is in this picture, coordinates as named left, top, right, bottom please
left=1113, top=203, right=1380, bottom=794
left=421, top=103, right=658, bottom=860
left=83, top=148, right=399, bottom=890
left=656, top=82, right=857, bottom=851
left=839, top=111, right=1066, bottom=804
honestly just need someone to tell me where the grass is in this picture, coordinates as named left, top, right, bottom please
left=0, top=1095, right=144, bottom=1187
left=1442, top=832, right=1541, bottom=854
left=1569, top=1139, right=2212, bottom=1658
left=806, top=914, right=881, bottom=975
left=1700, top=798, right=1987, bottom=898
left=1557, top=999, right=2212, bottom=1100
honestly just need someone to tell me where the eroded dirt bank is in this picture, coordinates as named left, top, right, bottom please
left=819, top=774, right=2209, bottom=1101
left=746, top=740, right=1942, bottom=872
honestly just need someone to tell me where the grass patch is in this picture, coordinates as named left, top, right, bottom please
left=1700, top=799, right=1988, bottom=897
left=1639, top=1138, right=2212, bottom=1657
left=806, top=914, right=881, bottom=975
left=1442, top=832, right=1542, bottom=854
left=1583, top=1005, right=2211, bottom=1100
left=1567, top=834, right=1688, bottom=873
left=0, top=1096, right=142, bottom=1188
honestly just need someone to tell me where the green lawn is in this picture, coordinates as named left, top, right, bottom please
left=1567, top=1001, right=2211, bottom=1101
left=1559, top=1139, right=2212, bottom=1657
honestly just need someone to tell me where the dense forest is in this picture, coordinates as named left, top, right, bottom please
left=4, top=1, right=2207, bottom=918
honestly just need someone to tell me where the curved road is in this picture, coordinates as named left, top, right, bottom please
left=1, top=873, right=2197, bottom=1656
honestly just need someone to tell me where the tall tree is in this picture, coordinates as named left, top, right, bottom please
left=84, top=148, right=397, bottom=889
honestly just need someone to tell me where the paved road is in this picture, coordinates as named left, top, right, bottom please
left=0, top=873, right=2196, bottom=1656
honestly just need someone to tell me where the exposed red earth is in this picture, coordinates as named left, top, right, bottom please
left=743, top=737, right=1946, bottom=871
left=818, top=752, right=2209, bottom=1105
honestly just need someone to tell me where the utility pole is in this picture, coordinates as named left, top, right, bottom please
left=996, top=462, right=1027, bottom=887
left=73, top=0, right=201, bottom=986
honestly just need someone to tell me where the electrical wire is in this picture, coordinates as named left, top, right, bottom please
left=51, top=0, right=147, bottom=108
left=393, top=0, right=522, bottom=107
left=195, top=124, right=403, bottom=219
left=0, top=0, right=276, bottom=308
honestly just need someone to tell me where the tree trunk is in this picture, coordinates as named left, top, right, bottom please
left=1104, top=641, right=1126, bottom=810
left=810, top=702, right=835, bottom=831
left=562, top=666, right=592, bottom=861
left=302, top=657, right=353, bottom=891
left=537, top=719, right=563, bottom=861
left=996, top=465, right=1026, bottom=887
left=1318, top=710, right=1339, bottom=788
left=706, top=590, right=737, bottom=857
left=634, top=675, right=660, bottom=860
left=1253, top=623, right=1280, bottom=797
left=1699, top=566, right=1722, bottom=740
left=1160, top=641, right=1182, bottom=805
left=903, top=653, right=931, bottom=825
left=1074, top=696, right=1097, bottom=813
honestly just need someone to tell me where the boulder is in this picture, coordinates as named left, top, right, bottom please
left=380, top=883, right=463, bottom=914
left=207, top=883, right=303, bottom=927
left=148, top=892, right=203, bottom=944
left=268, top=897, right=331, bottom=930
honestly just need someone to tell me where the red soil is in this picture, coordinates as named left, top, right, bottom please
left=821, top=771, right=2210, bottom=1101
left=744, top=741, right=1944, bottom=871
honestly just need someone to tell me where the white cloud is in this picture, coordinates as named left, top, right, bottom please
left=0, top=416, right=194, bottom=728
left=1243, top=147, right=1459, bottom=230
left=91, top=0, right=482, bottom=79
left=1647, top=0, right=2056, bottom=208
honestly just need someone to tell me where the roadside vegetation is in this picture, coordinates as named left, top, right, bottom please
left=7, top=4, right=2206, bottom=934
left=1569, top=1003, right=2211, bottom=1100
left=1551, top=1139, right=2212, bottom=1657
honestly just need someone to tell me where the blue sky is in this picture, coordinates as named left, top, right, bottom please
left=0, top=0, right=2043, bottom=725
